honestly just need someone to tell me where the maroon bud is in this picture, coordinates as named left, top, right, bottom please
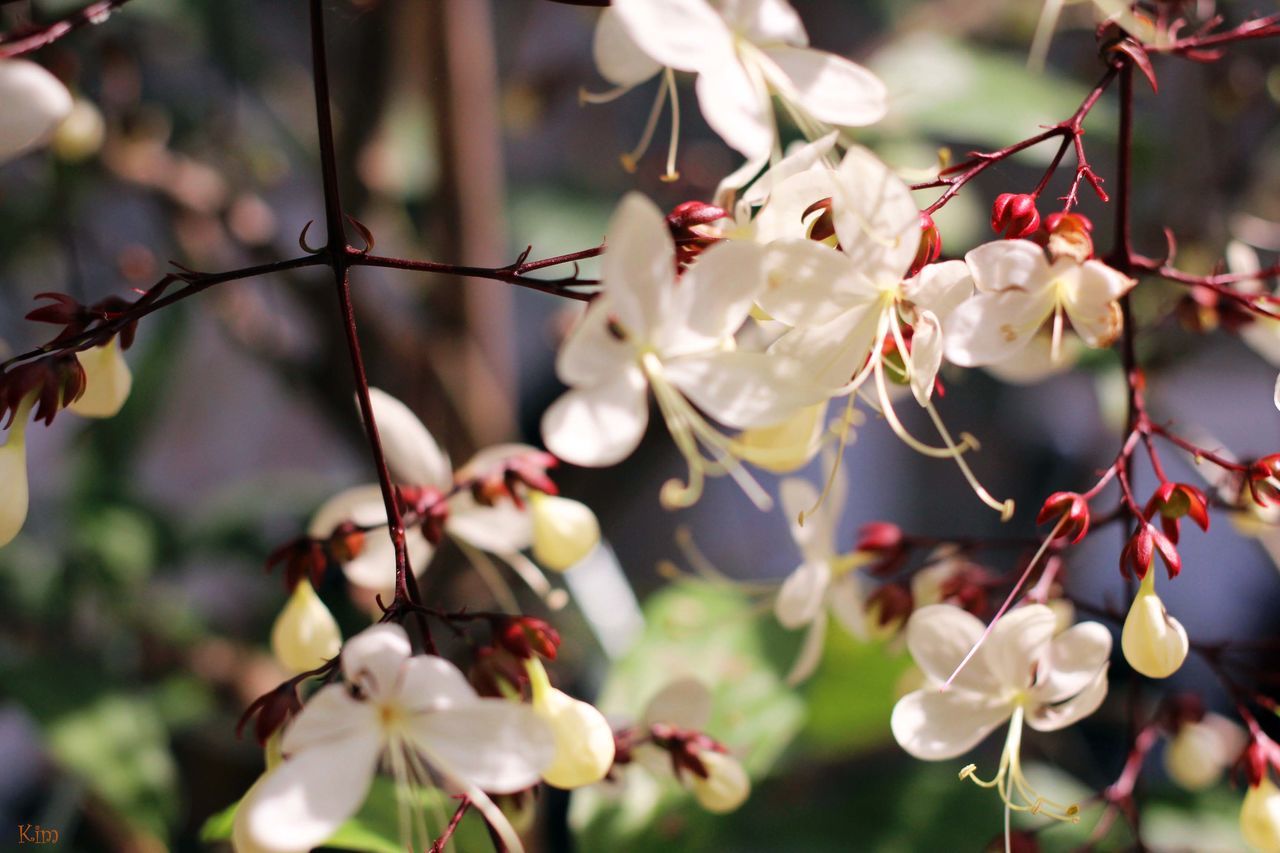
left=327, top=521, right=366, bottom=563
left=666, top=200, right=728, bottom=265
left=498, top=616, right=561, bottom=661
left=906, top=212, right=942, bottom=278
left=990, top=193, right=1041, bottom=239
left=1037, top=491, right=1090, bottom=544
left=1120, top=526, right=1155, bottom=580
left=237, top=683, right=302, bottom=746
left=866, top=583, right=913, bottom=632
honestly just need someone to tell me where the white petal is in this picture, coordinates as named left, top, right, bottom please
left=965, top=239, right=1052, bottom=294
left=663, top=350, right=824, bottom=428
left=367, top=388, right=452, bottom=488
left=831, top=146, right=921, bottom=277
left=756, top=239, right=875, bottom=328
left=340, top=623, right=412, bottom=699
left=983, top=333, right=1079, bottom=384
left=762, top=46, right=887, bottom=127
left=242, top=728, right=381, bottom=853
left=0, top=437, right=29, bottom=548
left=410, top=701, right=555, bottom=793
left=908, top=310, right=944, bottom=406
left=396, top=654, right=480, bottom=713
left=890, top=688, right=1010, bottom=760
left=902, top=260, right=974, bottom=321
left=695, top=58, right=774, bottom=161
left=751, top=167, right=840, bottom=243
left=774, top=559, right=831, bottom=628
left=68, top=340, right=132, bottom=418
left=541, top=366, right=649, bottom=467
left=904, top=604, right=996, bottom=694
left=281, top=683, right=379, bottom=756
left=1026, top=664, right=1109, bottom=732
left=611, top=0, right=735, bottom=73
left=446, top=493, right=534, bottom=554
left=555, top=302, right=638, bottom=388
left=722, top=0, right=807, bottom=46
left=0, top=60, right=73, bottom=164
left=593, top=8, right=662, bottom=87
left=768, top=301, right=883, bottom=389
left=982, top=605, right=1057, bottom=692
left=828, top=574, right=870, bottom=641
left=785, top=609, right=828, bottom=685
left=664, top=239, right=765, bottom=354
left=943, top=289, right=1055, bottom=368
left=601, top=193, right=678, bottom=340
left=308, top=485, right=433, bottom=590
left=642, top=677, right=713, bottom=731
left=740, top=131, right=837, bottom=207
left=1061, top=260, right=1134, bottom=348
left=1032, top=621, right=1112, bottom=705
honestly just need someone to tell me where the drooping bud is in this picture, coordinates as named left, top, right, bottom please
left=1121, top=571, right=1188, bottom=679
left=0, top=59, right=73, bottom=164
left=1037, top=491, right=1090, bottom=543
left=68, top=339, right=133, bottom=419
left=1240, top=776, right=1280, bottom=853
left=530, top=492, right=601, bottom=571
left=1165, top=712, right=1246, bottom=791
left=666, top=201, right=728, bottom=266
left=1144, top=482, right=1210, bottom=545
left=687, top=750, right=751, bottom=813
left=1044, top=212, right=1094, bottom=263
left=270, top=581, right=342, bottom=675
left=732, top=402, right=827, bottom=473
left=0, top=414, right=31, bottom=548
left=526, top=659, right=615, bottom=789
left=990, top=193, right=1041, bottom=239
left=907, top=212, right=943, bottom=278
left=51, top=97, right=106, bottom=163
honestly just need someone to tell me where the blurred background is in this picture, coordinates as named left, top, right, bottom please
left=2, top=0, right=1280, bottom=849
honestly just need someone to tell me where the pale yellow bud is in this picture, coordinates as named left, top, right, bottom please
left=688, top=750, right=750, bottom=813
left=1165, top=714, right=1244, bottom=791
left=732, top=402, right=826, bottom=473
left=1121, top=571, right=1188, bottom=679
left=530, top=492, right=600, bottom=572
left=526, top=659, right=615, bottom=789
left=0, top=59, right=73, bottom=163
left=0, top=402, right=32, bottom=548
left=270, top=582, right=342, bottom=674
left=1241, top=777, right=1280, bottom=853
left=52, top=98, right=105, bottom=162
left=69, top=339, right=132, bottom=419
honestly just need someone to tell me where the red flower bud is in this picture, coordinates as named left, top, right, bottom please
left=1143, top=482, right=1209, bottom=544
left=1121, top=523, right=1181, bottom=580
left=906, top=212, right=943, bottom=278
left=990, top=193, right=1041, bottom=239
left=666, top=201, right=728, bottom=265
left=1037, top=491, right=1090, bottom=544
left=1044, top=212, right=1095, bottom=262
left=498, top=616, right=561, bottom=661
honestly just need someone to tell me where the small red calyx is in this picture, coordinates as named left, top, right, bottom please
left=866, top=583, right=913, bottom=632
left=856, top=522, right=908, bottom=577
left=1, top=355, right=87, bottom=429
left=906, top=212, right=942, bottom=278
left=1043, top=212, right=1095, bottom=262
left=1037, top=491, right=1091, bottom=544
left=399, top=485, right=451, bottom=545
left=935, top=561, right=995, bottom=617
left=468, top=450, right=561, bottom=512
left=238, top=682, right=303, bottom=746
left=1143, top=482, right=1209, bottom=544
left=497, top=616, right=561, bottom=661
left=27, top=292, right=139, bottom=350
left=1120, top=523, right=1181, bottom=580
left=1241, top=733, right=1280, bottom=788
left=802, top=197, right=837, bottom=244
left=648, top=722, right=728, bottom=781
left=666, top=201, right=727, bottom=266
left=265, top=536, right=329, bottom=590
left=990, top=193, right=1041, bottom=240
left=1247, top=454, right=1280, bottom=507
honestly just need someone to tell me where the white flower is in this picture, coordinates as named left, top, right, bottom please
left=270, top=582, right=342, bottom=675
left=1242, top=776, right=1280, bottom=853
left=529, top=492, right=601, bottom=571
left=892, top=604, right=1110, bottom=824
left=0, top=59, right=73, bottom=164
left=1121, top=570, right=1188, bottom=679
left=525, top=658, right=615, bottom=789
left=541, top=192, right=822, bottom=508
left=945, top=240, right=1136, bottom=369
left=240, top=623, right=554, bottom=853
left=68, top=339, right=132, bottom=419
left=1165, top=712, right=1246, bottom=792
left=1030, top=0, right=1159, bottom=70
left=310, top=390, right=536, bottom=591
left=773, top=467, right=869, bottom=684
left=594, top=0, right=885, bottom=188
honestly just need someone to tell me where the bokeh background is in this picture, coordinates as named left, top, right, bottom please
left=2, top=0, right=1280, bottom=850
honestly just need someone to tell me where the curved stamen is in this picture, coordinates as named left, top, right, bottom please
left=619, top=77, right=669, bottom=173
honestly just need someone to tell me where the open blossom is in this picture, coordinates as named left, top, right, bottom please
left=892, top=604, right=1110, bottom=825
left=0, top=59, right=73, bottom=164
left=240, top=623, right=554, bottom=853
left=945, top=239, right=1136, bottom=369
left=541, top=192, right=822, bottom=507
left=773, top=467, right=869, bottom=684
left=593, top=0, right=885, bottom=188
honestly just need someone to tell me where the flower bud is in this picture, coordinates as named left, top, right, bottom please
left=526, top=659, right=615, bottom=789
left=687, top=749, right=750, bottom=813
left=1121, top=571, right=1188, bottom=679
left=0, top=59, right=73, bottom=163
left=1037, top=491, right=1091, bottom=544
left=51, top=97, right=105, bottom=163
left=990, top=193, right=1041, bottom=239
left=530, top=492, right=600, bottom=571
left=1044, top=212, right=1094, bottom=263
left=0, top=422, right=30, bottom=548
left=1241, top=777, right=1280, bottom=853
left=270, top=581, right=342, bottom=675
left=907, top=212, right=943, bottom=278
left=499, top=616, right=561, bottom=661
left=865, top=583, right=912, bottom=640
left=732, top=402, right=826, bottom=473
left=68, top=339, right=132, bottom=419
left=1165, top=713, right=1245, bottom=791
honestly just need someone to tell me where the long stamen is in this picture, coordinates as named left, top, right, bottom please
left=662, top=69, right=681, bottom=182
left=873, top=343, right=972, bottom=459
left=923, top=400, right=1015, bottom=520
left=1050, top=302, right=1065, bottom=364
left=800, top=394, right=858, bottom=525
left=457, top=540, right=521, bottom=614
left=578, top=82, right=635, bottom=105
left=619, top=78, right=669, bottom=173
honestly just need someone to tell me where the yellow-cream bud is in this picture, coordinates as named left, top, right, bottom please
left=1165, top=714, right=1243, bottom=791
left=1121, top=571, right=1188, bottom=679
left=52, top=98, right=105, bottom=163
left=688, top=750, right=750, bottom=813
left=69, top=339, right=132, bottom=419
left=526, top=659, right=614, bottom=789
left=270, top=582, right=342, bottom=674
left=0, top=399, right=33, bottom=548
left=1241, top=777, right=1280, bottom=853
left=530, top=492, right=600, bottom=572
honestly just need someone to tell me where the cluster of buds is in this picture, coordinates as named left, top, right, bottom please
left=912, top=555, right=996, bottom=618
left=396, top=484, right=451, bottom=545
left=647, top=723, right=750, bottom=813
left=265, top=521, right=366, bottom=591
left=990, top=192, right=1041, bottom=239
left=666, top=201, right=728, bottom=266
left=471, top=616, right=561, bottom=698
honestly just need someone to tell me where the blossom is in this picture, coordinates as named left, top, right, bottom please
left=892, top=604, right=1110, bottom=825
left=773, top=466, right=870, bottom=684
left=525, top=658, right=615, bottom=789
left=270, top=581, right=342, bottom=675
left=240, top=623, right=554, bottom=853
left=0, top=59, right=73, bottom=164
left=529, top=492, right=601, bottom=571
left=1242, top=776, right=1280, bottom=853
left=945, top=239, right=1136, bottom=369
left=592, top=0, right=885, bottom=188
left=1121, top=569, right=1188, bottom=679
left=541, top=192, right=822, bottom=508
